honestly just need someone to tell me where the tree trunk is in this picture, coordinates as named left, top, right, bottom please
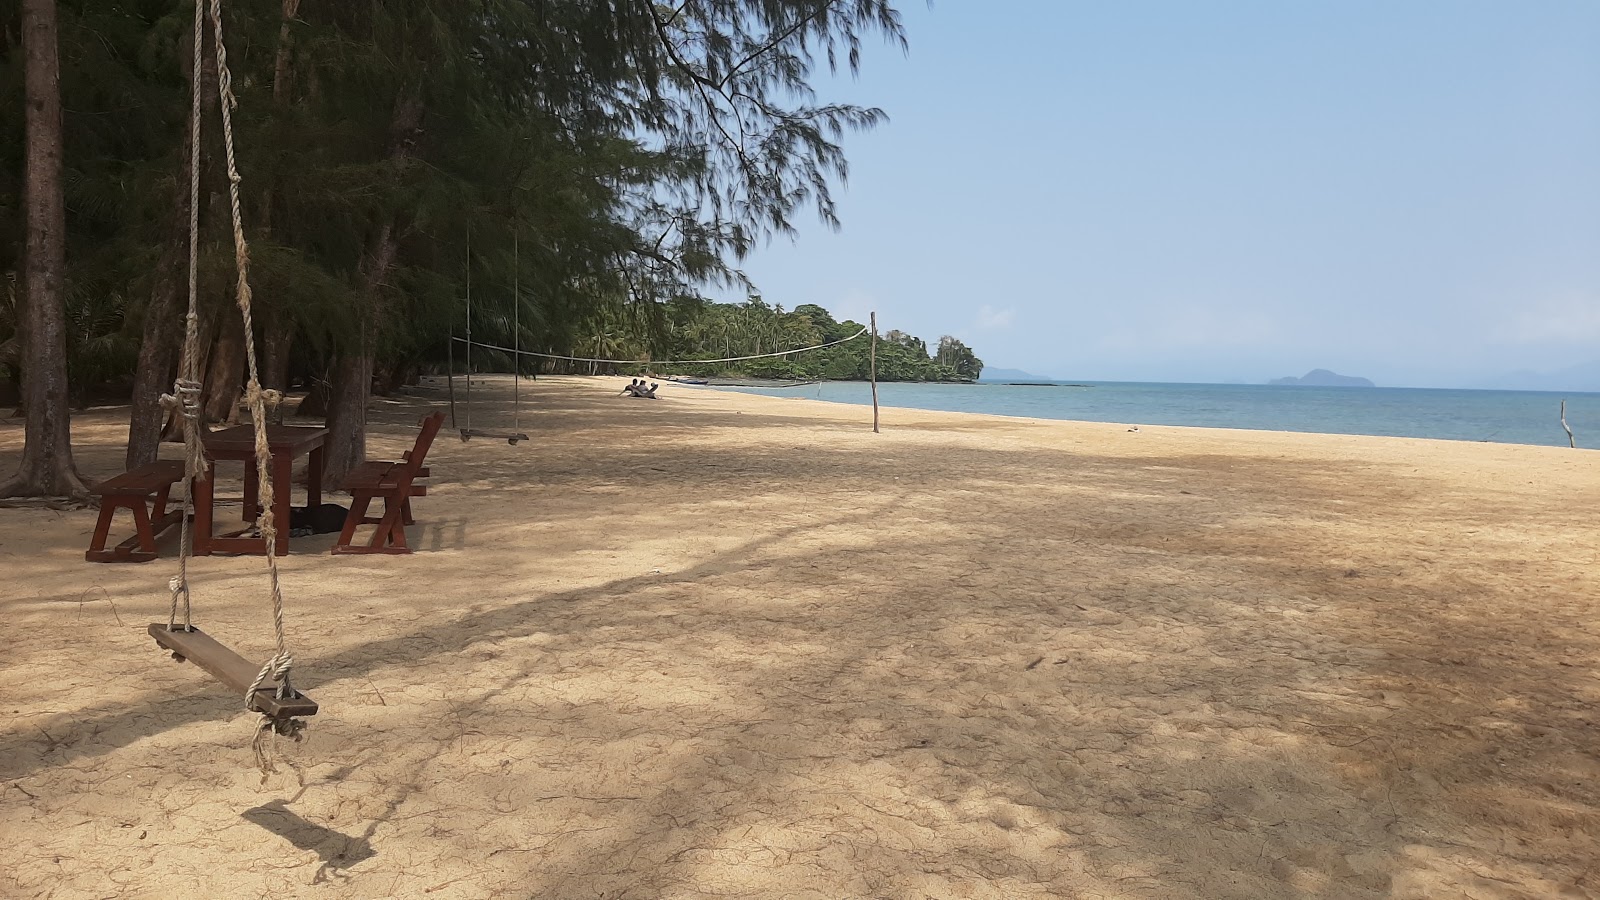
left=295, top=372, right=329, bottom=418
left=263, top=313, right=293, bottom=394
left=322, top=219, right=398, bottom=487
left=273, top=1, right=301, bottom=104
left=201, top=319, right=246, bottom=424
left=125, top=214, right=190, bottom=467
left=159, top=294, right=223, bottom=442
left=126, top=16, right=215, bottom=468
left=375, top=358, right=416, bottom=396
left=3, top=0, right=86, bottom=498
left=322, top=92, right=423, bottom=488
left=253, top=0, right=300, bottom=403
left=322, top=351, right=372, bottom=486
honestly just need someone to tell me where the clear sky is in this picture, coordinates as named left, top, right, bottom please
left=717, top=1, right=1600, bottom=389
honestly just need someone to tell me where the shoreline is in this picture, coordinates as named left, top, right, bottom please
left=679, top=377, right=1596, bottom=456
left=687, top=377, right=1596, bottom=452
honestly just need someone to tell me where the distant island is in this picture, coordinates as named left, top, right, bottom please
left=1270, top=369, right=1375, bottom=388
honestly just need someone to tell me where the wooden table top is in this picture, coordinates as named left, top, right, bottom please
left=203, top=424, right=329, bottom=457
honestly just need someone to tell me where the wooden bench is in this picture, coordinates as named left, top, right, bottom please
left=333, top=412, right=445, bottom=554
left=86, top=460, right=187, bottom=563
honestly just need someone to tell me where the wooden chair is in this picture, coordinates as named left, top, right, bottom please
left=332, top=412, right=445, bottom=554
left=86, top=460, right=187, bottom=562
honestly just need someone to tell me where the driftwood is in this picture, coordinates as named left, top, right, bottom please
left=1561, top=400, right=1576, bottom=448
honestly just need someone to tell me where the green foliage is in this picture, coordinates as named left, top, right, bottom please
left=621, top=297, right=981, bottom=382
left=0, top=0, right=915, bottom=397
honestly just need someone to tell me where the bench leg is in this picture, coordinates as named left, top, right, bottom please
left=131, top=500, right=157, bottom=553
left=85, top=501, right=121, bottom=559
left=335, top=492, right=372, bottom=552
left=333, top=490, right=414, bottom=555
left=372, top=499, right=408, bottom=551
left=87, top=496, right=172, bottom=564
left=151, top=482, right=174, bottom=521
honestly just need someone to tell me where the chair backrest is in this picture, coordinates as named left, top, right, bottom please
left=397, top=412, right=446, bottom=476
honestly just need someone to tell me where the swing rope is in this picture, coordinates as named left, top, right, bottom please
left=160, top=0, right=208, bottom=636
left=163, top=0, right=304, bottom=773
left=208, top=0, right=300, bottom=751
left=453, top=229, right=528, bottom=442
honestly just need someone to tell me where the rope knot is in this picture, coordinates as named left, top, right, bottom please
left=159, top=379, right=204, bottom=421
left=245, top=383, right=284, bottom=410
left=246, top=651, right=295, bottom=710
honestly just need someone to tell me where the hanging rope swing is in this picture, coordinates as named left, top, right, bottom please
left=148, top=0, right=315, bottom=773
left=451, top=228, right=529, bottom=445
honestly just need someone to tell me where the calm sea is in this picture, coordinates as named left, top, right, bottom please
left=704, top=380, right=1597, bottom=449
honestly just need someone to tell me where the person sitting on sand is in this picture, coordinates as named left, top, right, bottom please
left=620, top=379, right=659, bottom=398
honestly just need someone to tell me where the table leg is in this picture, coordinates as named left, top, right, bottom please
left=274, top=453, right=293, bottom=556
left=193, top=473, right=214, bottom=556
left=244, top=459, right=259, bottom=522
left=307, top=446, right=324, bottom=509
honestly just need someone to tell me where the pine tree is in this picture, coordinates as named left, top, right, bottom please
left=3, top=0, right=88, bottom=499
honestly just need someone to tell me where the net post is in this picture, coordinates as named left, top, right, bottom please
left=446, top=323, right=457, bottom=430
left=870, top=311, right=880, bottom=434
left=513, top=227, right=520, bottom=433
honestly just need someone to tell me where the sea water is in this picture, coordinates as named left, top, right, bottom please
left=704, top=380, right=1598, bottom=449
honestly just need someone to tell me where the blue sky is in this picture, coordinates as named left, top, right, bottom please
left=717, top=1, right=1600, bottom=389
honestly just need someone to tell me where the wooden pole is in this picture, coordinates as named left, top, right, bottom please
left=1561, top=399, right=1576, bottom=448
left=512, top=227, right=520, bottom=434
left=446, top=321, right=457, bottom=430
left=870, top=311, right=880, bottom=434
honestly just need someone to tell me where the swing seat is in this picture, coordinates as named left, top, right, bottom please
left=148, top=624, right=318, bottom=718
left=459, top=428, right=528, bottom=444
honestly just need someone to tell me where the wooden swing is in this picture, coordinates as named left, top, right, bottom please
left=149, top=624, right=317, bottom=718
left=150, top=0, right=315, bottom=748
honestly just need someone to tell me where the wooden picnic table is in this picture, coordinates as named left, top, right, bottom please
left=194, top=424, right=328, bottom=557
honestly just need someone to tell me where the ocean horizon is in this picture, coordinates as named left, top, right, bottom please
left=703, top=379, right=1597, bottom=449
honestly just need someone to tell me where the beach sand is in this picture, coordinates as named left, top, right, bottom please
left=2, top=375, right=1598, bottom=899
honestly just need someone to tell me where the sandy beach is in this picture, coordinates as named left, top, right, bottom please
left=2, top=375, right=1598, bottom=899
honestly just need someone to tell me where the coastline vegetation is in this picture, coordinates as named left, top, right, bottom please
left=573, top=297, right=983, bottom=383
